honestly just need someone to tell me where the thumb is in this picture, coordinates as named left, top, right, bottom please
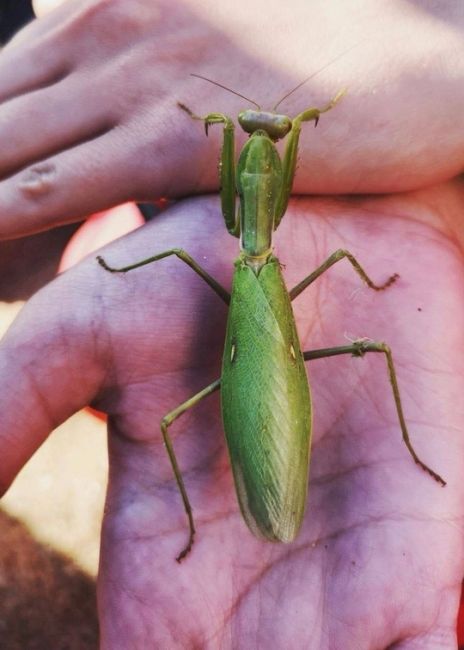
left=0, top=266, right=106, bottom=493
left=32, top=0, right=66, bottom=18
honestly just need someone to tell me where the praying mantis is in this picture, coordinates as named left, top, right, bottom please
left=97, top=74, right=445, bottom=562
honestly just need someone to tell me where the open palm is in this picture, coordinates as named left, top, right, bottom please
left=1, top=192, right=463, bottom=648
left=1, top=1, right=464, bottom=646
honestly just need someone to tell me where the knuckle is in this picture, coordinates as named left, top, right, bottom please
left=66, top=0, right=146, bottom=48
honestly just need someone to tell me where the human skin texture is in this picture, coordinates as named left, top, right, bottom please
left=1, top=192, right=464, bottom=648
left=1, top=1, right=464, bottom=648
left=0, top=0, right=463, bottom=237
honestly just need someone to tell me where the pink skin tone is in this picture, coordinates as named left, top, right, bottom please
left=1, top=1, right=464, bottom=648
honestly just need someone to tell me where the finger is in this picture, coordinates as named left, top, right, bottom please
left=33, top=0, right=67, bottom=17
left=0, top=128, right=140, bottom=238
left=0, top=199, right=230, bottom=495
left=0, top=269, right=106, bottom=494
left=0, top=37, right=71, bottom=103
left=0, top=1, right=78, bottom=102
left=0, top=75, right=115, bottom=179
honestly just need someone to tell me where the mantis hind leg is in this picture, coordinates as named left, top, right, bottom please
left=161, top=378, right=221, bottom=562
left=303, top=340, right=446, bottom=486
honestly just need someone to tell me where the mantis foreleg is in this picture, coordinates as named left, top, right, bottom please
left=275, top=89, right=346, bottom=228
left=178, top=103, right=238, bottom=237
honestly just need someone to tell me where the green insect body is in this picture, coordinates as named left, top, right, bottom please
left=235, top=132, right=282, bottom=257
left=98, top=77, right=445, bottom=562
left=222, top=119, right=312, bottom=542
left=222, top=256, right=312, bottom=542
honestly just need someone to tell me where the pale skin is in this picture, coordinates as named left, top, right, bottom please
left=1, top=1, right=464, bottom=648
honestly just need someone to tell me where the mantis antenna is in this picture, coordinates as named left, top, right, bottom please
left=191, top=42, right=359, bottom=113
left=189, top=73, right=261, bottom=109
left=272, top=42, right=361, bottom=110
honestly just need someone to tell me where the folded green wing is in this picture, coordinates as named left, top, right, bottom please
left=221, top=256, right=312, bottom=542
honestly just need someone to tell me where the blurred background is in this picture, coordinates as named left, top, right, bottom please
left=0, top=0, right=34, bottom=45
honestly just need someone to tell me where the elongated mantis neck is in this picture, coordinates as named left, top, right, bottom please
left=240, top=215, right=273, bottom=270
left=237, top=127, right=279, bottom=270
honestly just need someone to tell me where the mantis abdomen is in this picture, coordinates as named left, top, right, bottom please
left=221, top=256, right=312, bottom=542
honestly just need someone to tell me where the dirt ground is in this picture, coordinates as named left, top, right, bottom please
left=0, top=230, right=105, bottom=649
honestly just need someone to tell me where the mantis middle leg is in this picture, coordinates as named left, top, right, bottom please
left=290, top=249, right=445, bottom=485
left=98, top=248, right=228, bottom=560
left=98, top=248, right=230, bottom=305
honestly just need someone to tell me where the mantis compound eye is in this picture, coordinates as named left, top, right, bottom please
left=238, top=110, right=292, bottom=141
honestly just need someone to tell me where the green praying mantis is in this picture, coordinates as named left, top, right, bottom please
left=97, top=74, right=446, bottom=562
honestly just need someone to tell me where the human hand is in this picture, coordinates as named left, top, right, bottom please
left=1, top=188, right=463, bottom=648
left=1, top=0, right=464, bottom=237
